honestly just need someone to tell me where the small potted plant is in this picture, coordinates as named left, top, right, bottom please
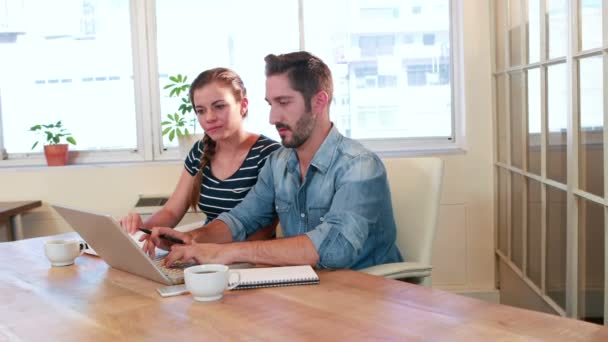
left=161, top=74, right=203, bottom=156
left=29, top=120, right=77, bottom=166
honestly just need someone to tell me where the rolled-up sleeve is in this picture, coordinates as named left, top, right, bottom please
left=306, top=154, right=388, bottom=269
left=216, top=155, right=277, bottom=241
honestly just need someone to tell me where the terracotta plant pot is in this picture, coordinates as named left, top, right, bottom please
left=44, top=144, right=69, bottom=166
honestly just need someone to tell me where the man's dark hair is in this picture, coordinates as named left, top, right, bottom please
left=264, top=51, right=333, bottom=112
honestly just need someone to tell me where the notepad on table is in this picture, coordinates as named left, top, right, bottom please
left=229, top=265, right=319, bottom=290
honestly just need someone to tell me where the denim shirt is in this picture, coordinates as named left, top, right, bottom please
left=216, top=126, right=403, bottom=270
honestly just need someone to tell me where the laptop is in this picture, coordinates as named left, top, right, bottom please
left=52, top=204, right=191, bottom=285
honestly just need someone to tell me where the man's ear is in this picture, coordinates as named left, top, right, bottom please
left=311, top=91, right=329, bottom=116
left=240, top=97, right=249, bottom=116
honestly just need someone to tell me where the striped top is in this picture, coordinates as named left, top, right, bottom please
left=184, top=135, right=281, bottom=223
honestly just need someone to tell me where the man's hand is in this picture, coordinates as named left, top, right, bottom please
left=163, top=243, right=233, bottom=266
left=139, top=227, right=193, bottom=259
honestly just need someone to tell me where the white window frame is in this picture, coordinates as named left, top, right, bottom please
left=0, top=0, right=465, bottom=167
left=352, top=0, right=465, bottom=157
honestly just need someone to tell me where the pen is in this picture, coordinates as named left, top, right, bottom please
left=138, top=228, right=185, bottom=245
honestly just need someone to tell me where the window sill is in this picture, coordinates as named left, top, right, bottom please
left=0, top=158, right=183, bottom=172
left=363, top=139, right=467, bottom=158
left=0, top=141, right=466, bottom=171
left=377, top=145, right=466, bottom=158
left=0, top=148, right=183, bottom=169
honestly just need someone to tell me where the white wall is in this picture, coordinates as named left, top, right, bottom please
left=0, top=162, right=182, bottom=233
left=430, top=0, right=494, bottom=292
left=0, top=0, right=494, bottom=293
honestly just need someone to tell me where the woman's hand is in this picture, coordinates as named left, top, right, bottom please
left=139, top=227, right=193, bottom=259
left=119, top=213, right=144, bottom=235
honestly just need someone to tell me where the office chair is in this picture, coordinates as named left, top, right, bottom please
left=360, top=157, right=444, bottom=287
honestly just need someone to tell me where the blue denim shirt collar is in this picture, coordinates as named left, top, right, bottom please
left=286, top=124, right=341, bottom=175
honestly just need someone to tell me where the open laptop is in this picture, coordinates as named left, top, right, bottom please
left=52, top=204, right=192, bottom=285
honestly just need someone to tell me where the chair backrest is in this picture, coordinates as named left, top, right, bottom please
left=383, top=157, right=444, bottom=265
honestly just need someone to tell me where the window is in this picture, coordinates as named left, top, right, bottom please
left=360, top=7, right=400, bottom=20
left=407, top=65, right=429, bottom=86
left=304, top=0, right=455, bottom=142
left=155, top=0, right=299, bottom=147
left=358, top=35, right=395, bottom=58
left=402, top=33, right=415, bottom=44
left=423, top=33, right=436, bottom=45
left=405, top=63, right=450, bottom=86
left=0, top=0, right=137, bottom=161
left=0, top=0, right=459, bottom=165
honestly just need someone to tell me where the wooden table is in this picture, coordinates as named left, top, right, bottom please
left=2, top=233, right=607, bottom=341
left=0, top=200, right=42, bottom=241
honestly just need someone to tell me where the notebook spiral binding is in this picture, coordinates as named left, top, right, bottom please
left=230, top=278, right=320, bottom=290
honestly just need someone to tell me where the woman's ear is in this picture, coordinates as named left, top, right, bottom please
left=240, top=97, right=249, bottom=116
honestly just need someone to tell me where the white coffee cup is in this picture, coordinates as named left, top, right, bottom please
left=44, top=239, right=87, bottom=267
left=184, top=264, right=241, bottom=302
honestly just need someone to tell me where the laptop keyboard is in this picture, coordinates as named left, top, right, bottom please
left=152, top=256, right=252, bottom=284
left=153, top=258, right=196, bottom=283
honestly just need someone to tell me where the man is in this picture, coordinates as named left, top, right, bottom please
left=145, top=51, right=403, bottom=270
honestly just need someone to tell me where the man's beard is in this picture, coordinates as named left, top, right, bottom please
left=276, top=112, right=316, bottom=148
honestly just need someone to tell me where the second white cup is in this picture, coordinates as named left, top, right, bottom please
left=44, top=239, right=86, bottom=267
left=184, top=264, right=241, bottom=301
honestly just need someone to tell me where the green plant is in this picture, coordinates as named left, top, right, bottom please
left=29, top=120, right=77, bottom=150
left=161, top=74, right=196, bottom=141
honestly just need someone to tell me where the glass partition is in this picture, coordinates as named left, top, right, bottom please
left=578, top=56, right=604, bottom=197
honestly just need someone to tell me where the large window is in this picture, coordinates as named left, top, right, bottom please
left=0, top=0, right=137, bottom=162
left=155, top=0, right=299, bottom=147
left=0, top=0, right=458, bottom=165
left=304, top=0, right=454, bottom=141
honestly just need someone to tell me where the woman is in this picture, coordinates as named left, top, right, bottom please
left=120, top=68, right=280, bottom=240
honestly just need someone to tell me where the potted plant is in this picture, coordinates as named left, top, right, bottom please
left=29, top=120, right=77, bottom=166
left=161, top=74, right=203, bottom=156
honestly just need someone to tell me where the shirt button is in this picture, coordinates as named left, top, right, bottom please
left=301, top=213, right=305, bottom=218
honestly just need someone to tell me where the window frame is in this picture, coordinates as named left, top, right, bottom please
left=0, top=0, right=465, bottom=167
left=358, top=0, right=464, bottom=157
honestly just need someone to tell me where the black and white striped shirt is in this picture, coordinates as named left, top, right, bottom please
left=184, top=135, right=281, bottom=223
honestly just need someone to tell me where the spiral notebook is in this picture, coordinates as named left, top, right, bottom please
left=229, top=265, right=319, bottom=290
